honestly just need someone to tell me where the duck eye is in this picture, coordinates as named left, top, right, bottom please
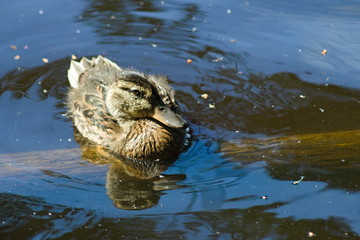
left=131, top=89, right=141, bottom=96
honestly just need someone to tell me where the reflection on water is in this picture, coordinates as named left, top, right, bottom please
left=106, top=166, right=185, bottom=210
left=1, top=0, right=360, bottom=238
left=222, top=129, right=360, bottom=191
left=0, top=146, right=185, bottom=211
left=79, top=0, right=202, bottom=46
left=1, top=192, right=358, bottom=239
left=186, top=70, right=360, bottom=136
left=75, top=130, right=187, bottom=210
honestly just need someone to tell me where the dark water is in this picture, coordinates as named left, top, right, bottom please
left=1, top=0, right=360, bottom=239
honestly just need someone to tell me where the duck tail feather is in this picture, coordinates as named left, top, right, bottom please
left=68, top=60, right=85, bottom=89
left=93, top=55, right=122, bottom=70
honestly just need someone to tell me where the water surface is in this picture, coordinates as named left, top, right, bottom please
left=1, top=0, right=360, bottom=239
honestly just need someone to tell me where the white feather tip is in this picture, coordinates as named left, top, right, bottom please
left=68, top=60, right=85, bottom=89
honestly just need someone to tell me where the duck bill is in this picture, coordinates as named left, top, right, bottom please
left=151, top=106, right=186, bottom=128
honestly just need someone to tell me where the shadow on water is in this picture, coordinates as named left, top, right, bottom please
left=186, top=69, right=360, bottom=136
left=79, top=0, right=202, bottom=43
left=0, top=58, right=70, bottom=117
left=1, top=193, right=358, bottom=239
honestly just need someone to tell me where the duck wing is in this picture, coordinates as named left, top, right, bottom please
left=70, top=85, right=122, bottom=147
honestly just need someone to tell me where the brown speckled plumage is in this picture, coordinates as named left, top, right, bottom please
left=67, top=56, right=190, bottom=162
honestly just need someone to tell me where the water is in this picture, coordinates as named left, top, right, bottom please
left=1, top=0, right=360, bottom=239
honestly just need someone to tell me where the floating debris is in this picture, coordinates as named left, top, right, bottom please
left=42, top=58, right=49, bottom=63
left=292, top=176, right=305, bottom=185
left=14, top=55, right=20, bottom=60
left=187, top=59, right=193, bottom=64
left=230, top=39, right=237, bottom=43
left=321, top=49, right=328, bottom=55
left=201, top=93, right=209, bottom=99
left=10, top=45, right=17, bottom=50
left=151, top=43, right=157, bottom=48
left=71, top=54, right=77, bottom=60
left=23, top=45, right=29, bottom=50
left=209, top=103, right=215, bottom=109
left=308, top=232, right=316, bottom=237
left=212, top=57, right=223, bottom=62
left=299, top=94, right=306, bottom=98
left=260, top=196, right=268, bottom=200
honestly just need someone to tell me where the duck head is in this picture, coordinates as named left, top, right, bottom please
left=104, top=71, right=186, bottom=128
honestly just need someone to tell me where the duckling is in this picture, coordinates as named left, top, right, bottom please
left=67, top=56, right=190, bottom=161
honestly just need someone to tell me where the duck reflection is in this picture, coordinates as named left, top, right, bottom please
left=75, top=130, right=186, bottom=210
left=106, top=165, right=185, bottom=210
